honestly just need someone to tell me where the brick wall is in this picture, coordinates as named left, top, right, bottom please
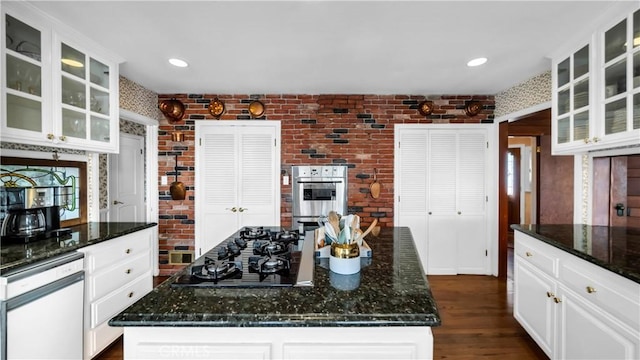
left=157, top=93, right=494, bottom=275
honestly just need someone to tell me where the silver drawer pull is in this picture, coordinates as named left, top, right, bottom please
left=586, top=286, right=597, bottom=294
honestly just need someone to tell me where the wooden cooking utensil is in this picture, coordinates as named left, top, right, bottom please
left=370, top=168, right=381, bottom=199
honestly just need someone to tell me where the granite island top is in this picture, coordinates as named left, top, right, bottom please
left=0, top=222, right=157, bottom=275
left=512, top=224, right=640, bottom=284
left=109, top=226, right=441, bottom=328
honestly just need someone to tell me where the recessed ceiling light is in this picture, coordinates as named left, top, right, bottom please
left=169, top=58, right=189, bottom=68
left=467, top=57, right=488, bottom=67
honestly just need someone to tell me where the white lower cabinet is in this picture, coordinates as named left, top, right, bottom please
left=123, top=326, right=433, bottom=360
left=79, top=227, right=155, bottom=359
left=557, top=285, right=638, bottom=359
left=514, top=231, right=640, bottom=359
left=514, top=259, right=556, bottom=356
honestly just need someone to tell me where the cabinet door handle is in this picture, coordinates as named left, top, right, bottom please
left=546, top=291, right=554, bottom=298
left=586, top=286, right=597, bottom=294
left=428, top=212, right=432, bottom=215
left=125, top=248, right=132, bottom=254
left=554, top=297, right=562, bottom=304
left=125, top=269, right=132, bottom=274
left=457, top=211, right=462, bottom=215
left=238, top=207, right=247, bottom=212
left=226, top=207, right=238, bottom=212
left=113, top=200, right=124, bottom=205
left=128, top=292, right=134, bottom=298
left=526, top=252, right=533, bottom=257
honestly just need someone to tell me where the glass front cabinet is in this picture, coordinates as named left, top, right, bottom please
left=1, top=2, right=122, bottom=153
left=553, top=5, right=640, bottom=154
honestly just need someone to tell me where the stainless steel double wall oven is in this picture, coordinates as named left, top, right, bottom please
left=291, top=165, right=348, bottom=232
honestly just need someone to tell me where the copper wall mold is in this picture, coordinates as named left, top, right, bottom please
left=248, top=100, right=265, bottom=117
left=208, top=97, right=225, bottom=118
left=159, top=99, right=186, bottom=123
left=417, top=100, right=434, bottom=116
left=464, top=101, right=483, bottom=116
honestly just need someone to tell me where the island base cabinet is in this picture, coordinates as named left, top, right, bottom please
left=557, top=287, right=639, bottom=359
left=123, top=326, right=434, bottom=359
left=513, top=258, right=556, bottom=358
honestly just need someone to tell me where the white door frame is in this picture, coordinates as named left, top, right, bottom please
left=108, top=132, right=145, bottom=222
left=194, top=120, right=281, bottom=256
left=394, top=123, right=498, bottom=276
left=118, top=108, right=159, bottom=275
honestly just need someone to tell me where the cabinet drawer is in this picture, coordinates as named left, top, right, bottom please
left=88, top=252, right=151, bottom=301
left=90, top=273, right=152, bottom=328
left=82, top=231, right=152, bottom=274
left=560, top=258, right=640, bottom=331
left=514, top=232, right=558, bottom=277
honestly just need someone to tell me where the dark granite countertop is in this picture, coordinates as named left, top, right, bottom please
left=511, top=224, right=640, bottom=284
left=109, top=226, right=441, bottom=328
left=1, top=222, right=157, bottom=275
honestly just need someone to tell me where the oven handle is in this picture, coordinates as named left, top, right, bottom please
left=295, top=180, right=343, bottom=184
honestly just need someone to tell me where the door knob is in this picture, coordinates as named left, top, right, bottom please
left=238, top=207, right=247, bottom=212
left=113, top=200, right=124, bottom=205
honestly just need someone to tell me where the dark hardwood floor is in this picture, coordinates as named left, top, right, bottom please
left=97, top=249, right=546, bottom=360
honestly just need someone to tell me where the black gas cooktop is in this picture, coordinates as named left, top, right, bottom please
left=171, top=226, right=314, bottom=288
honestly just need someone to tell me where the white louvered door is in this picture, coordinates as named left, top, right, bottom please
left=396, top=131, right=429, bottom=270
left=456, top=131, right=487, bottom=274
left=195, top=121, right=280, bottom=257
left=427, top=131, right=458, bottom=274
left=395, top=126, right=488, bottom=275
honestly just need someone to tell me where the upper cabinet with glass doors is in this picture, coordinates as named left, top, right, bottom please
left=552, top=44, right=592, bottom=152
left=600, top=8, right=640, bottom=144
left=552, top=4, right=640, bottom=154
left=1, top=2, right=122, bottom=153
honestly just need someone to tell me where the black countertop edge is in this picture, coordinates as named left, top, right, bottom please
left=511, top=224, right=640, bottom=284
left=110, top=318, right=440, bottom=328
left=1, top=222, right=158, bottom=275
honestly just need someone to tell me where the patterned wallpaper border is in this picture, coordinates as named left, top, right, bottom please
left=494, top=71, right=551, bottom=119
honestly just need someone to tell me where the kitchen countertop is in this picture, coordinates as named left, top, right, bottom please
left=109, top=226, right=441, bottom=328
left=0, top=222, right=157, bottom=275
left=511, top=224, right=640, bottom=284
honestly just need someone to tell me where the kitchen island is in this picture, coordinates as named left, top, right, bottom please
left=110, top=226, right=441, bottom=359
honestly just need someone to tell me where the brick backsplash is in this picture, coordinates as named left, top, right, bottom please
left=156, top=93, right=494, bottom=275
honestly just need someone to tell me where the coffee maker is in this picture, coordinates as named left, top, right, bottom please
left=0, top=186, right=72, bottom=242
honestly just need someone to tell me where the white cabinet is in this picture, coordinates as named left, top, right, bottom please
left=78, top=227, right=155, bottom=360
left=552, top=4, right=640, bottom=154
left=123, top=326, right=434, bottom=360
left=514, top=231, right=640, bottom=359
left=514, top=258, right=557, bottom=356
left=195, top=120, right=281, bottom=257
left=395, top=125, right=490, bottom=275
left=1, top=1, right=121, bottom=153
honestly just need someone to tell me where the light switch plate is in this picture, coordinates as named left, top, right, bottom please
left=161, top=176, right=168, bottom=185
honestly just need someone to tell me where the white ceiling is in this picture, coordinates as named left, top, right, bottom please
left=26, top=0, right=629, bottom=95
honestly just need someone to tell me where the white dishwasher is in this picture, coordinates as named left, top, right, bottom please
left=0, top=251, right=84, bottom=360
